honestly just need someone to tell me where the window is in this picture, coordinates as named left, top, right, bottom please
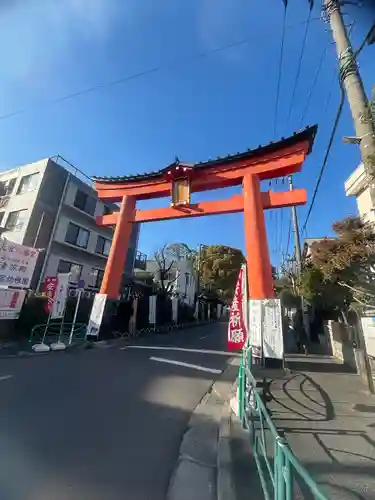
left=17, top=173, right=39, bottom=194
left=57, top=260, right=82, bottom=283
left=65, top=222, right=90, bottom=248
left=95, top=235, right=111, bottom=256
left=74, top=189, right=96, bottom=216
left=0, top=178, right=17, bottom=196
left=89, top=268, right=104, bottom=288
left=5, top=209, right=28, bottom=231
left=0, top=212, right=4, bottom=226
left=103, top=205, right=112, bottom=215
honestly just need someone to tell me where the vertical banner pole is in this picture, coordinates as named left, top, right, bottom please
left=69, top=290, right=82, bottom=345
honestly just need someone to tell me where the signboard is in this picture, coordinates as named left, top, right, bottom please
left=44, top=276, right=58, bottom=313
left=262, top=299, right=283, bottom=360
left=51, top=273, right=70, bottom=319
left=77, top=279, right=85, bottom=292
left=0, top=239, right=39, bottom=289
left=228, top=264, right=248, bottom=351
left=0, top=289, right=26, bottom=320
left=87, top=294, right=107, bottom=337
left=149, top=295, right=157, bottom=324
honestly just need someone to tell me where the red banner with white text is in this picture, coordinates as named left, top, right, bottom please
left=43, top=276, right=58, bottom=314
left=227, top=264, right=248, bottom=351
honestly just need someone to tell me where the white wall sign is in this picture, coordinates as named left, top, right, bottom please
left=149, top=295, right=157, bottom=324
left=51, top=273, right=70, bottom=319
left=87, top=294, right=107, bottom=337
left=0, top=239, right=39, bottom=289
left=263, top=299, right=283, bottom=360
left=0, top=289, right=26, bottom=320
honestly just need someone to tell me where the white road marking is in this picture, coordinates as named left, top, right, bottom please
left=199, top=335, right=208, bottom=340
left=121, top=346, right=239, bottom=356
left=0, top=375, right=13, bottom=381
left=149, top=356, right=222, bottom=374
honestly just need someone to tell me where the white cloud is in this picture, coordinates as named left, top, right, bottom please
left=0, top=0, right=121, bottom=85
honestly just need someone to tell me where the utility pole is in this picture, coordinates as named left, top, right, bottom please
left=323, top=0, right=375, bottom=173
left=289, top=176, right=302, bottom=274
left=289, top=176, right=310, bottom=336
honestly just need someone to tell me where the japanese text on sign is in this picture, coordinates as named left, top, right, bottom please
left=227, top=264, right=248, bottom=351
left=0, top=239, right=39, bottom=289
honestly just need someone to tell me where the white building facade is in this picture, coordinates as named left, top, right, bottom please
left=345, top=163, right=375, bottom=223
left=0, top=157, right=139, bottom=294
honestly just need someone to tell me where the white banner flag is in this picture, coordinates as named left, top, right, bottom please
left=149, top=295, right=157, bottom=324
left=87, top=294, right=107, bottom=337
left=172, top=297, right=178, bottom=323
left=51, top=273, right=70, bottom=319
left=248, top=300, right=263, bottom=357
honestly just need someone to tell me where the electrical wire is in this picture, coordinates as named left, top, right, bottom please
left=273, top=4, right=288, bottom=138
left=299, top=39, right=330, bottom=127
left=286, top=6, right=313, bottom=128
left=0, top=17, right=320, bottom=123
left=301, top=82, right=345, bottom=233
left=301, top=19, right=369, bottom=234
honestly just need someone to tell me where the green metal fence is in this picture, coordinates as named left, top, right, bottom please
left=238, top=346, right=328, bottom=500
left=29, top=322, right=87, bottom=345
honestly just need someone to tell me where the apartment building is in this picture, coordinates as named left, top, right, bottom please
left=345, top=163, right=375, bottom=223
left=135, top=258, right=197, bottom=306
left=0, top=157, right=139, bottom=294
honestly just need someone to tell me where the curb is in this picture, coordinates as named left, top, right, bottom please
left=217, top=379, right=238, bottom=500
left=167, top=359, right=239, bottom=500
left=0, top=321, right=219, bottom=359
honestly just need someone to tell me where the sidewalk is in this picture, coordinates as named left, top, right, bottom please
left=264, top=354, right=375, bottom=499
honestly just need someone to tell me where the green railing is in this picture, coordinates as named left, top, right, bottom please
left=238, top=346, right=328, bottom=500
left=29, top=322, right=87, bottom=344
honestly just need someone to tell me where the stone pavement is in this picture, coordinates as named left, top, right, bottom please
left=264, top=354, right=375, bottom=500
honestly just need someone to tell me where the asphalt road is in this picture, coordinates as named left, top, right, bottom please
left=0, top=322, right=235, bottom=500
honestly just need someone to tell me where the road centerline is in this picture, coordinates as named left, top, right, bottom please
left=149, top=356, right=222, bottom=374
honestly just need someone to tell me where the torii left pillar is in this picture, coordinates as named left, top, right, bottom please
left=100, top=195, right=135, bottom=299
left=243, top=174, right=274, bottom=299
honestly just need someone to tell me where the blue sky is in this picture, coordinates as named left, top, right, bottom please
left=0, top=0, right=373, bottom=266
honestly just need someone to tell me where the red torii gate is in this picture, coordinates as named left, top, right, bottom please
left=93, top=126, right=317, bottom=301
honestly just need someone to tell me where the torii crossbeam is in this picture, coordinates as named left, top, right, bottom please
left=93, top=126, right=317, bottom=300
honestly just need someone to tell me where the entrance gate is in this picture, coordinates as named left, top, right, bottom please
left=93, top=126, right=317, bottom=300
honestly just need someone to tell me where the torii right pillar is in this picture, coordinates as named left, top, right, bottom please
left=243, top=173, right=275, bottom=299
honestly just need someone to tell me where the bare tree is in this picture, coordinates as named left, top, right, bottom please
left=154, top=244, right=179, bottom=295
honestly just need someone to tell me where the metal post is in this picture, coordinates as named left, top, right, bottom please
left=324, top=0, right=375, bottom=173
left=288, top=177, right=302, bottom=273
left=289, top=176, right=309, bottom=339
left=32, top=211, right=45, bottom=248
left=238, top=359, right=244, bottom=422
left=69, top=290, right=82, bottom=345
left=36, top=171, right=71, bottom=291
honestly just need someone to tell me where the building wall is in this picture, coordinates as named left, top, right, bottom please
left=0, top=159, right=49, bottom=244
left=345, top=162, right=375, bottom=223
left=0, top=157, right=140, bottom=291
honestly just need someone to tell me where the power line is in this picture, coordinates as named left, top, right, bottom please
left=286, top=6, right=313, bottom=128
left=273, top=4, right=288, bottom=138
left=299, top=39, right=330, bottom=127
left=301, top=82, right=345, bottom=233
left=0, top=17, right=320, bottom=123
